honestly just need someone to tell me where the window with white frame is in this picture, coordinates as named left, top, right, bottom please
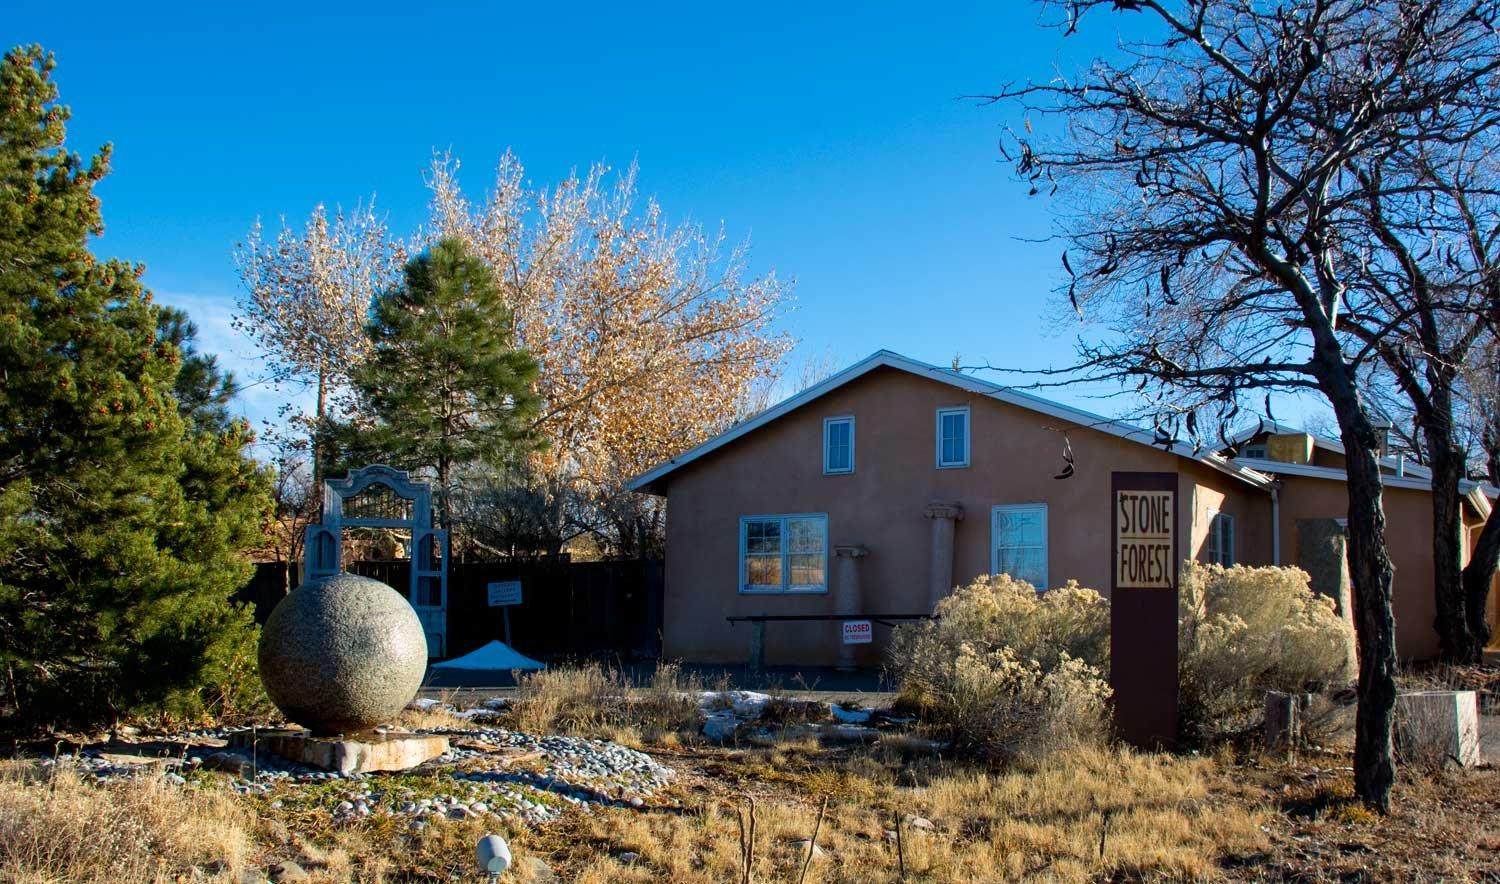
left=936, top=406, right=970, bottom=468
left=823, top=416, right=854, bottom=474
left=740, top=514, right=828, bottom=593
left=992, top=503, right=1047, bottom=589
left=1207, top=512, right=1235, bottom=565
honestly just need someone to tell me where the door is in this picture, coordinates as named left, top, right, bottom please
left=411, top=529, right=448, bottom=657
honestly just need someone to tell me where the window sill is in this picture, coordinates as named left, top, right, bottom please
left=738, top=587, right=829, bottom=595
left=936, top=462, right=970, bottom=470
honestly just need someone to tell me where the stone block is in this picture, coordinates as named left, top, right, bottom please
left=1264, top=691, right=1311, bottom=748
left=1395, top=690, right=1480, bottom=768
left=232, top=729, right=449, bottom=774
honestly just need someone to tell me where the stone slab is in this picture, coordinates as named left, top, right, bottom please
left=1396, top=690, right=1481, bottom=768
left=231, top=729, right=449, bottom=774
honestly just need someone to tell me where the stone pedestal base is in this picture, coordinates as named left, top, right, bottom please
left=231, top=729, right=450, bottom=774
left=1396, top=690, right=1480, bottom=768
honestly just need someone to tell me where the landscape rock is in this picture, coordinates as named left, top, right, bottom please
left=203, top=751, right=254, bottom=778
left=702, top=713, right=739, bottom=742
left=519, top=855, right=558, bottom=882
left=268, top=861, right=308, bottom=882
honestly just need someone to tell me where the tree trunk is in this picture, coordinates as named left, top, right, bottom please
left=312, top=365, right=328, bottom=515
left=1330, top=404, right=1399, bottom=812
left=1463, top=509, right=1500, bottom=653
left=1426, top=441, right=1474, bottom=661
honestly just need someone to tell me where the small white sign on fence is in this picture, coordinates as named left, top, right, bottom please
left=487, top=580, right=523, bottom=607
left=842, top=619, right=873, bottom=645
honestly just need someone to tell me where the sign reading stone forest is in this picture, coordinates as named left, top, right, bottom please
left=1110, top=472, right=1180, bottom=750
left=1115, top=489, right=1175, bottom=589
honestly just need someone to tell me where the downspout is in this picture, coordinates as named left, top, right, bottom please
left=1271, top=480, right=1282, bottom=566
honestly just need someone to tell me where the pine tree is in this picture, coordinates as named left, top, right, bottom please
left=158, top=305, right=237, bottom=432
left=0, top=46, right=271, bottom=726
left=342, top=237, right=542, bottom=530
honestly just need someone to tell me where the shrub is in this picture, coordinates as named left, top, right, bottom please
left=889, top=574, right=1112, bottom=758
left=1177, top=562, right=1354, bottom=745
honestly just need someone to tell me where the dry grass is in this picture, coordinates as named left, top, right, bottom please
left=507, top=661, right=703, bottom=743
left=0, top=760, right=254, bottom=883
left=540, top=743, right=1269, bottom=882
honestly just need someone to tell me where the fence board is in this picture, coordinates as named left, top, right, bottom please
left=239, top=557, right=663, bottom=662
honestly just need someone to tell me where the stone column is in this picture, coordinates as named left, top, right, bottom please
left=924, top=503, right=964, bottom=612
left=833, top=545, right=868, bottom=670
left=1296, top=518, right=1358, bottom=680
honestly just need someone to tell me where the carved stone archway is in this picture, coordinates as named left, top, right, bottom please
left=304, top=465, right=448, bottom=657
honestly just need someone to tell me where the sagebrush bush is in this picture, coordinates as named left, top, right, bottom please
left=890, top=574, right=1112, bottom=758
left=1178, top=562, right=1354, bottom=745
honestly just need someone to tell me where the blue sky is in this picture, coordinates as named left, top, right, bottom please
left=10, top=2, right=1325, bottom=440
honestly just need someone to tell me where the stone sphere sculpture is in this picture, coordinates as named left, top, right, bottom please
left=258, top=572, right=428, bottom=735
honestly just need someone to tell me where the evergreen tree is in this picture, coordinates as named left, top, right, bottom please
left=158, top=305, right=237, bottom=432
left=0, top=46, right=271, bottom=726
left=345, top=237, right=542, bottom=530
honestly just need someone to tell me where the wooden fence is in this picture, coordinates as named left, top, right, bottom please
left=235, top=558, right=664, bottom=662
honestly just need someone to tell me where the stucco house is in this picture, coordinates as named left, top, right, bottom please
left=628, top=350, right=1499, bottom=667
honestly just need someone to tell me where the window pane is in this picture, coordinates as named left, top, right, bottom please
left=996, top=510, right=1044, bottom=546
left=789, top=554, right=825, bottom=586
left=826, top=420, right=851, bottom=471
left=746, top=519, right=781, bottom=555
left=789, top=517, right=825, bottom=553
left=746, top=554, right=782, bottom=586
left=994, top=546, right=1045, bottom=589
left=940, top=411, right=967, bottom=464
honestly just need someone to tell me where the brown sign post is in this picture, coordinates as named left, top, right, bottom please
left=1110, top=471, right=1180, bottom=749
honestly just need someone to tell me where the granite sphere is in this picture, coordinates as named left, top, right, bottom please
left=258, top=572, right=428, bottom=735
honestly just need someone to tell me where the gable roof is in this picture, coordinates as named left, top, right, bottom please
left=627, top=350, right=1273, bottom=495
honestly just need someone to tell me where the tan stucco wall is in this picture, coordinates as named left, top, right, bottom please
left=1277, top=476, right=1450, bottom=659
left=658, top=367, right=1267, bottom=666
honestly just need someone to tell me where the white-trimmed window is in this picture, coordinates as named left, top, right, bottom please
left=1207, top=512, right=1236, bottom=565
left=823, top=416, right=854, bottom=474
left=992, top=503, right=1047, bottom=589
left=936, top=406, right=970, bottom=468
left=740, top=514, right=828, bottom=593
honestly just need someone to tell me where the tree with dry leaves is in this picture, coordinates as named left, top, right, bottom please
left=425, top=153, right=791, bottom=555
left=233, top=202, right=406, bottom=489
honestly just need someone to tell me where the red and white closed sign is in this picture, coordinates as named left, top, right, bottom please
left=842, top=620, right=873, bottom=644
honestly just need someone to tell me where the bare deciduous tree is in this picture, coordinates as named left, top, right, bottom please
left=988, top=0, right=1499, bottom=810
left=1338, top=139, right=1500, bottom=662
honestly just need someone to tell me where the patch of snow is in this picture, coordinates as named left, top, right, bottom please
left=410, top=697, right=443, bottom=712
left=696, top=690, right=772, bottom=718
left=431, top=640, right=545, bottom=671
left=830, top=704, right=871, bottom=724
left=481, top=697, right=511, bottom=711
